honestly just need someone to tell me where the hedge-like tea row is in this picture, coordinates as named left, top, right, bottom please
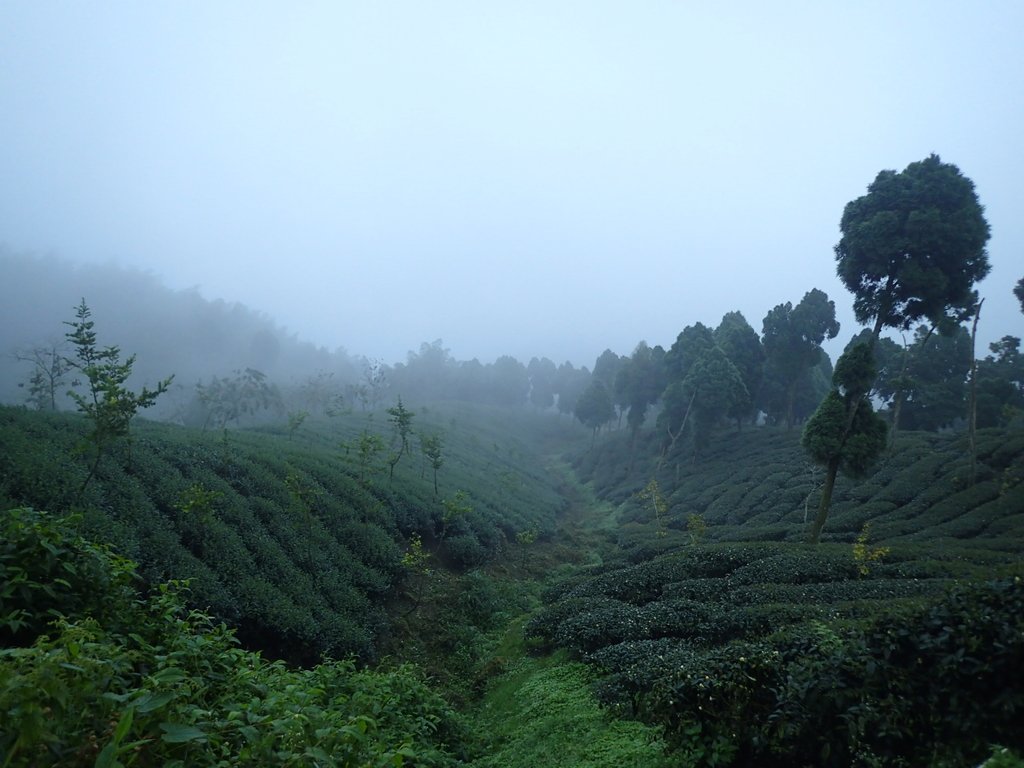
left=530, top=539, right=1024, bottom=766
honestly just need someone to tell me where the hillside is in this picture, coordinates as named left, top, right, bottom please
left=2, top=404, right=1023, bottom=767
left=573, top=424, right=1024, bottom=555
left=0, top=402, right=577, bottom=664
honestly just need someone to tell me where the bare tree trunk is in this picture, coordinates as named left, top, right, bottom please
left=657, top=390, right=697, bottom=470
left=968, top=299, right=984, bottom=486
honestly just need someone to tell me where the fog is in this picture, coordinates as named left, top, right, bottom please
left=2, top=2, right=1022, bottom=367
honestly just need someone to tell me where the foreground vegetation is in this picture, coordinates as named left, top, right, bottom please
left=1, top=507, right=469, bottom=766
left=3, top=400, right=1023, bottom=766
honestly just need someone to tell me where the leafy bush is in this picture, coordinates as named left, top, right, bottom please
left=0, top=508, right=469, bottom=767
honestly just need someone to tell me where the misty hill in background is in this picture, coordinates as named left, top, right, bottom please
left=0, top=250, right=362, bottom=415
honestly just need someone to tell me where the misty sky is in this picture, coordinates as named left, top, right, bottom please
left=2, top=2, right=1022, bottom=367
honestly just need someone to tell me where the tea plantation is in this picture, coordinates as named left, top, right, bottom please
left=2, top=403, right=1023, bottom=767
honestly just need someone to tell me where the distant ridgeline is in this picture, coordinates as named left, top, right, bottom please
left=4, top=253, right=1022, bottom=447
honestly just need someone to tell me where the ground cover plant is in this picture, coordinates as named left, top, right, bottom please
left=1, top=507, right=469, bottom=767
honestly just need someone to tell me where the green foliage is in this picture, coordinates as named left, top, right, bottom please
left=13, top=342, right=71, bottom=412
left=531, top=535, right=1024, bottom=767
left=386, top=397, right=415, bottom=480
left=1, top=402, right=566, bottom=663
left=286, top=409, right=308, bottom=439
left=574, top=381, right=615, bottom=437
left=836, top=153, right=991, bottom=332
left=196, top=367, right=280, bottom=431
left=440, top=490, right=473, bottom=540
left=851, top=523, right=890, bottom=577
left=682, top=346, right=749, bottom=453
left=469, top=657, right=672, bottom=768
left=1, top=507, right=136, bottom=647
left=636, top=478, right=668, bottom=538
left=64, top=299, right=173, bottom=494
left=714, top=311, right=764, bottom=426
left=420, top=432, right=445, bottom=496
left=761, top=289, right=840, bottom=427
left=0, top=508, right=468, bottom=767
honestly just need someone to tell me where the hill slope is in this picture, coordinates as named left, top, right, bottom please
left=0, top=403, right=578, bottom=663
left=573, top=424, right=1024, bottom=556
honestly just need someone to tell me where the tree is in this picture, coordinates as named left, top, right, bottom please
left=898, top=325, right=972, bottom=431
left=386, top=397, right=415, bottom=480
left=975, top=336, right=1024, bottom=428
left=439, top=489, right=472, bottom=541
left=353, top=430, right=385, bottom=482
left=13, top=342, right=71, bottom=411
left=420, top=432, right=445, bottom=497
left=360, top=358, right=388, bottom=410
left=657, top=345, right=747, bottom=462
left=574, top=380, right=615, bottom=444
left=554, top=362, right=591, bottom=418
left=664, top=323, right=715, bottom=382
left=487, top=355, right=529, bottom=406
left=682, top=346, right=748, bottom=454
left=1016, top=278, right=1024, bottom=314
left=803, top=343, right=887, bottom=543
left=64, top=299, right=173, bottom=498
left=593, top=349, right=626, bottom=426
left=714, top=311, right=764, bottom=428
left=527, top=356, right=557, bottom=409
left=196, top=368, right=281, bottom=432
left=614, top=342, right=666, bottom=455
left=806, top=156, right=989, bottom=541
left=296, top=370, right=345, bottom=416
left=761, top=289, right=840, bottom=428
left=836, top=154, right=990, bottom=337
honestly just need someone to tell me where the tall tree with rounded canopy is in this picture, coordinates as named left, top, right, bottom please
left=574, top=380, right=615, bottom=446
left=715, top=311, right=764, bottom=428
left=761, top=289, right=840, bottom=428
left=806, top=155, right=990, bottom=541
left=615, top=341, right=667, bottom=468
left=836, top=154, right=990, bottom=337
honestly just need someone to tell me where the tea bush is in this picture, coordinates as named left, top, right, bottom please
left=0, top=507, right=469, bottom=767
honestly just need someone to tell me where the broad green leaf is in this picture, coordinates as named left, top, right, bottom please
left=135, top=691, right=176, bottom=713
left=159, top=722, right=206, bottom=743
